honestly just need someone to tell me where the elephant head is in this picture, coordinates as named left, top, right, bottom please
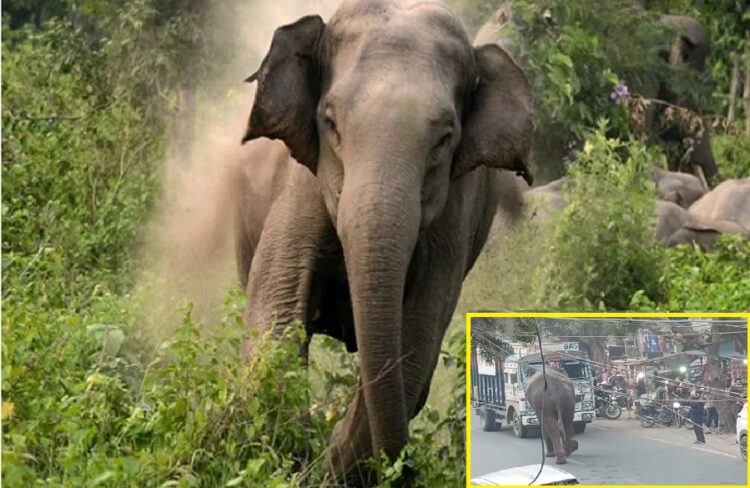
left=660, top=15, right=708, bottom=72
left=242, top=0, right=532, bottom=460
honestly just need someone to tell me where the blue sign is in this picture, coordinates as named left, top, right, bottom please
left=644, top=330, right=660, bottom=353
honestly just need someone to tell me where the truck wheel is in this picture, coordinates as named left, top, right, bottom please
left=573, top=421, right=586, bottom=434
left=480, top=409, right=496, bottom=432
left=509, top=409, right=528, bottom=438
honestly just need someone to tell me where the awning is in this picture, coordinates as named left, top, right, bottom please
left=719, top=341, right=746, bottom=361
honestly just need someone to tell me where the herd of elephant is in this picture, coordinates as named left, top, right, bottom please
left=521, top=170, right=750, bottom=250
left=229, top=0, right=746, bottom=484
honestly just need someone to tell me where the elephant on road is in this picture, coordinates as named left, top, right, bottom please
left=236, top=0, right=533, bottom=483
left=525, top=366, right=579, bottom=464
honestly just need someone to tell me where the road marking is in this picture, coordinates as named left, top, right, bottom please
left=621, top=477, right=640, bottom=484
left=642, top=435, right=737, bottom=459
left=565, top=458, right=585, bottom=466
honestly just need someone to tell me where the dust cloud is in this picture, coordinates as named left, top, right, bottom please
left=133, top=1, right=340, bottom=336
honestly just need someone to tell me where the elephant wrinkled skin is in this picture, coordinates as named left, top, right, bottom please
left=525, top=367, right=579, bottom=465
left=236, top=0, right=533, bottom=483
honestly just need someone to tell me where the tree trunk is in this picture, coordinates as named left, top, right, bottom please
left=727, top=52, right=740, bottom=122
left=707, top=324, right=734, bottom=433
left=574, top=334, right=607, bottom=369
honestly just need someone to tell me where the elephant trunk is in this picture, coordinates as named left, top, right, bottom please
left=336, top=170, right=421, bottom=460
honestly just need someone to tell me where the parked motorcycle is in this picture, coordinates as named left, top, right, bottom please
left=640, top=399, right=677, bottom=428
left=595, top=390, right=622, bottom=420
left=611, top=385, right=630, bottom=409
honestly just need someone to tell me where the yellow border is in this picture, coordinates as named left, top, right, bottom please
left=465, top=312, right=750, bottom=488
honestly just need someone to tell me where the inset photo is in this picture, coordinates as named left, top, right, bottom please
left=467, top=313, right=749, bottom=486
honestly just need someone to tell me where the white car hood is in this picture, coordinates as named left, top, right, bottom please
left=471, top=464, right=579, bottom=486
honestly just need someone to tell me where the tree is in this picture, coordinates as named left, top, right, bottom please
left=704, top=320, right=747, bottom=433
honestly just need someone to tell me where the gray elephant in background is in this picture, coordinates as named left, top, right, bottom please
left=689, top=178, right=750, bottom=230
left=650, top=167, right=705, bottom=208
left=523, top=176, right=568, bottom=223
left=656, top=200, right=747, bottom=251
left=236, top=0, right=533, bottom=483
left=525, top=366, right=579, bottom=464
left=514, top=174, right=747, bottom=250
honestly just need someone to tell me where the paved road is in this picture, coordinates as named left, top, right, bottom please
left=470, top=413, right=747, bottom=485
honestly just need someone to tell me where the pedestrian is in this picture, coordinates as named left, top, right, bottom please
left=689, top=388, right=706, bottom=444
left=704, top=391, right=718, bottom=433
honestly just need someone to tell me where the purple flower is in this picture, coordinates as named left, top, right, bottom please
left=610, top=82, right=629, bottom=104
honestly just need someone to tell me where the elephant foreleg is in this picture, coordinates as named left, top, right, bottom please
left=244, top=169, right=336, bottom=343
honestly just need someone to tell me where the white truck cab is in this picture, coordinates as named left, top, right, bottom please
left=472, top=342, right=595, bottom=438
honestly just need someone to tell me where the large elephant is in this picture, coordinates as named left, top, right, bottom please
left=657, top=200, right=748, bottom=251
left=237, top=0, right=533, bottom=482
left=688, top=178, right=750, bottom=230
left=525, top=366, right=579, bottom=465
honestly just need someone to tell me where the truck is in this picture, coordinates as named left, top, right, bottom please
left=471, top=342, right=596, bottom=438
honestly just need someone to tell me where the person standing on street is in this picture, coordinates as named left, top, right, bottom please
left=690, top=388, right=706, bottom=444
left=704, top=391, right=718, bottom=433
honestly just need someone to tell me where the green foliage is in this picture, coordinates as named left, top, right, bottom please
left=631, top=235, right=750, bottom=311
left=698, top=0, right=750, bottom=119
left=533, top=122, right=669, bottom=310
left=508, top=0, right=693, bottom=177
left=712, top=134, right=750, bottom=182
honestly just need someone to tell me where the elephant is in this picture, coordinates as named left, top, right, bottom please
left=688, top=178, right=750, bottom=231
left=644, top=14, right=717, bottom=183
left=237, top=0, right=533, bottom=483
left=657, top=200, right=748, bottom=251
left=650, top=167, right=706, bottom=208
left=523, top=176, right=567, bottom=223
left=505, top=176, right=743, bottom=251
left=525, top=366, right=579, bottom=465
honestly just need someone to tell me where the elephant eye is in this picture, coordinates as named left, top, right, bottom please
left=435, top=132, right=452, bottom=150
left=324, top=115, right=337, bottom=133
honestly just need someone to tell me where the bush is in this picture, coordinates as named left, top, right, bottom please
left=631, top=235, right=750, bottom=311
left=712, top=134, right=750, bottom=183
left=532, top=121, right=669, bottom=310
left=508, top=0, right=696, bottom=180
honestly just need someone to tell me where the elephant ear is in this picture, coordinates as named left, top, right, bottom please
left=452, top=44, right=533, bottom=185
left=241, top=15, right=325, bottom=173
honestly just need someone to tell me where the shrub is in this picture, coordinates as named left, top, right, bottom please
left=533, top=121, right=669, bottom=310
left=631, top=235, right=750, bottom=311
left=712, top=134, right=750, bottom=183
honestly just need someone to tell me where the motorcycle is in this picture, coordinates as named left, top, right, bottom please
left=595, top=390, right=622, bottom=420
left=611, top=385, right=630, bottom=409
left=640, top=398, right=678, bottom=428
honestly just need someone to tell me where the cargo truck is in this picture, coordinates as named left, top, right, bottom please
left=471, top=342, right=595, bottom=438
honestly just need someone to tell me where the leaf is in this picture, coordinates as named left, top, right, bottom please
left=225, top=475, right=245, bottom=487
left=2, top=401, right=16, bottom=420
left=86, top=324, right=125, bottom=356
left=92, top=471, right=116, bottom=485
